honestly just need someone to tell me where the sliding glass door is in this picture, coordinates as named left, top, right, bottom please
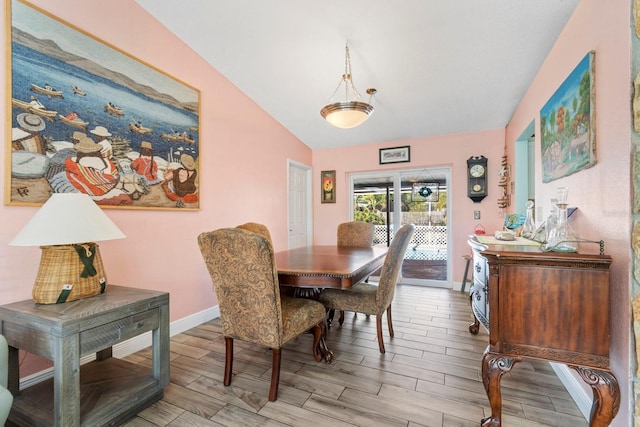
left=349, top=167, right=450, bottom=287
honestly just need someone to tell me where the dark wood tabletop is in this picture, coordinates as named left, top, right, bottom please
left=275, top=245, right=388, bottom=289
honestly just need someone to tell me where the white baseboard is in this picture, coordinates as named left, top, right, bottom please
left=19, top=305, right=220, bottom=390
left=452, top=280, right=466, bottom=292
left=550, top=362, right=590, bottom=421
left=400, top=278, right=452, bottom=289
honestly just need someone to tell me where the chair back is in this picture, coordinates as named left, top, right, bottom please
left=337, top=221, right=374, bottom=247
left=236, top=222, right=273, bottom=243
left=197, top=228, right=283, bottom=349
left=376, top=224, right=415, bottom=308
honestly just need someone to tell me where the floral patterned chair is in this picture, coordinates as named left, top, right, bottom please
left=330, top=221, right=375, bottom=324
left=236, top=222, right=273, bottom=243
left=337, top=221, right=374, bottom=247
left=197, top=228, right=327, bottom=401
left=319, top=224, right=415, bottom=353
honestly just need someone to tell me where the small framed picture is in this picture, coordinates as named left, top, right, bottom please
left=321, top=170, right=336, bottom=203
left=379, top=146, right=410, bottom=164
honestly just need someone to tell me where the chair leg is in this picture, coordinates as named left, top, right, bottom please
left=269, top=348, right=282, bottom=401
left=387, top=305, right=394, bottom=337
left=224, top=337, right=233, bottom=386
left=338, top=310, right=345, bottom=325
left=327, top=309, right=335, bottom=327
left=311, top=322, right=323, bottom=362
left=376, top=315, right=386, bottom=353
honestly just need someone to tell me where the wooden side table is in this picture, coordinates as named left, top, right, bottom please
left=0, top=285, right=170, bottom=427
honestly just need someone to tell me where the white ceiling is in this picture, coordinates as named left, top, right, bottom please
left=135, top=0, right=579, bottom=151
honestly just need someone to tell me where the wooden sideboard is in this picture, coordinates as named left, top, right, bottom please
left=467, top=236, right=619, bottom=427
left=0, top=285, right=170, bottom=427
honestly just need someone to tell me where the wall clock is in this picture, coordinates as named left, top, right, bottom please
left=467, top=155, right=488, bottom=203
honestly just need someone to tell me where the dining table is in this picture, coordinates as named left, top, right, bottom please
left=275, top=245, right=388, bottom=362
left=275, top=245, right=388, bottom=290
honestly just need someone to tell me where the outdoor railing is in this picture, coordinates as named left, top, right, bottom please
left=374, top=224, right=446, bottom=246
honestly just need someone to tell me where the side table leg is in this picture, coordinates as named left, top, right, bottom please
left=481, top=350, right=521, bottom=427
left=570, top=366, right=620, bottom=427
left=96, top=347, right=112, bottom=361
left=55, top=334, right=80, bottom=427
left=154, top=303, right=171, bottom=388
left=7, top=345, right=19, bottom=395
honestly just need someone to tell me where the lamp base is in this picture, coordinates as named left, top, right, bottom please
left=32, top=243, right=107, bottom=304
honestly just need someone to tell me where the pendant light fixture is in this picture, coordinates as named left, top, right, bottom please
left=320, top=43, right=375, bottom=129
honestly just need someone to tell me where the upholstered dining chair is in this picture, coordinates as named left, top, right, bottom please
left=197, top=228, right=327, bottom=401
left=319, top=224, right=415, bottom=353
left=331, top=221, right=375, bottom=324
left=337, top=221, right=374, bottom=247
left=0, top=335, right=14, bottom=425
left=236, top=222, right=273, bottom=243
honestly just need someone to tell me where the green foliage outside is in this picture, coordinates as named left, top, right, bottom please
left=353, top=191, right=447, bottom=225
left=354, top=194, right=386, bottom=224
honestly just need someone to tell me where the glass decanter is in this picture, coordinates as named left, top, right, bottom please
left=521, top=200, right=535, bottom=239
left=545, top=187, right=577, bottom=252
left=544, top=198, right=558, bottom=243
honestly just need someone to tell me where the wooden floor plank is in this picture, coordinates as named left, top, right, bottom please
left=122, top=285, right=587, bottom=427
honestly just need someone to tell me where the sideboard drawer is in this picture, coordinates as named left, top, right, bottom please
left=80, top=307, right=160, bottom=356
left=473, top=251, right=488, bottom=286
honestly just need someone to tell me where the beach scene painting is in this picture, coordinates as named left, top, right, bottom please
left=540, top=51, right=596, bottom=183
left=6, top=0, right=200, bottom=209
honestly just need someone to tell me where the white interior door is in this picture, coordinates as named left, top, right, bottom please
left=287, top=160, right=312, bottom=249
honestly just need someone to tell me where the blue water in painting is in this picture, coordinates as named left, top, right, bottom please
left=11, top=42, right=199, bottom=161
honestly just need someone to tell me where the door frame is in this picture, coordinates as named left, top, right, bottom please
left=348, top=167, right=452, bottom=288
left=287, top=159, right=312, bottom=249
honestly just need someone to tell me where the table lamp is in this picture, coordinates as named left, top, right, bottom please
left=9, top=193, right=126, bottom=304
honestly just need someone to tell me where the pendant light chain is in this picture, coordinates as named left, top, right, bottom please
left=343, top=44, right=362, bottom=101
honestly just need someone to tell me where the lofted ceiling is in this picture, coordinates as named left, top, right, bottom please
left=135, top=0, right=579, bottom=151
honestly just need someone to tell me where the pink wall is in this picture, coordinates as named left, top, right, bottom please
left=0, top=1, right=311, bottom=372
left=312, top=129, right=505, bottom=283
left=1, top=2, right=632, bottom=421
left=506, top=0, right=631, bottom=424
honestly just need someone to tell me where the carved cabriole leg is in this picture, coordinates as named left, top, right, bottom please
left=223, top=337, right=233, bottom=386
left=468, top=317, right=480, bottom=334
left=468, top=293, right=480, bottom=335
left=387, top=305, right=394, bottom=337
left=315, top=319, right=334, bottom=363
left=570, top=366, right=620, bottom=427
left=481, top=351, right=521, bottom=427
left=311, top=322, right=323, bottom=362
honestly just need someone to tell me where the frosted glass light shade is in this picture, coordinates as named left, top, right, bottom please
left=321, top=101, right=374, bottom=129
left=10, top=193, right=126, bottom=246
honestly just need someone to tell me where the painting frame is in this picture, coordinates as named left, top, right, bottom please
left=540, top=51, right=596, bottom=183
left=321, top=170, right=336, bottom=203
left=379, top=146, right=410, bottom=165
left=5, top=0, right=201, bottom=210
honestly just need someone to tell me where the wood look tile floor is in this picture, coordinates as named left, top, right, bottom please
left=122, top=285, right=588, bottom=427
